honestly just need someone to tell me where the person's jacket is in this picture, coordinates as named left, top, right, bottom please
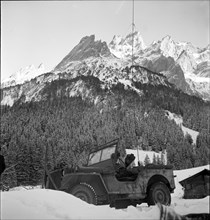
left=0, top=155, right=6, bottom=175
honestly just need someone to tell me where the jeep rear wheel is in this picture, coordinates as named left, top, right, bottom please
left=147, top=182, right=171, bottom=206
left=71, top=183, right=97, bottom=205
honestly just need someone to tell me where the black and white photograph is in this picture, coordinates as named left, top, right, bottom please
left=1, top=0, right=209, bottom=219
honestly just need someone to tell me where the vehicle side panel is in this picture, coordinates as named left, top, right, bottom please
left=102, top=173, right=146, bottom=199
left=102, top=168, right=175, bottom=199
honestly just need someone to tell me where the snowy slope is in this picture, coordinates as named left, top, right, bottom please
left=165, top=110, right=199, bottom=144
left=1, top=64, right=45, bottom=88
left=1, top=165, right=209, bottom=219
left=1, top=72, right=58, bottom=106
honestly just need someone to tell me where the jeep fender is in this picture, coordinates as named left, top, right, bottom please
left=146, top=174, right=174, bottom=193
left=60, top=173, right=108, bottom=198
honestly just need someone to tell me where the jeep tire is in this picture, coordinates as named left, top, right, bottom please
left=147, top=182, right=171, bottom=206
left=71, top=183, right=97, bottom=205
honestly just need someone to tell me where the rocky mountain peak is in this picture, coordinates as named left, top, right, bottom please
left=159, top=35, right=177, bottom=58
left=109, top=35, right=123, bottom=47
left=109, top=30, right=146, bottom=59
left=124, top=31, right=146, bottom=47
left=54, top=35, right=111, bottom=73
left=79, top=34, right=95, bottom=44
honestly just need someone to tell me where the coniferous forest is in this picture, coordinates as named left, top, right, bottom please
left=1, top=76, right=210, bottom=187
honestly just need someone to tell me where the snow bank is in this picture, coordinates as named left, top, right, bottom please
left=1, top=189, right=160, bottom=220
left=171, top=197, right=210, bottom=216
left=1, top=165, right=209, bottom=219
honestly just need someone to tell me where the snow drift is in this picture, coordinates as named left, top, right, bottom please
left=1, top=165, right=209, bottom=219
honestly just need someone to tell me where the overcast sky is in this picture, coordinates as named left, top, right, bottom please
left=1, top=0, right=209, bottom=80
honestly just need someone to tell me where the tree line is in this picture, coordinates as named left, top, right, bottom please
left=0, top=76, right=209, bottom=187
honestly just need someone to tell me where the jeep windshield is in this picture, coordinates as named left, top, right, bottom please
left=88, top=144, right=116, bottom=166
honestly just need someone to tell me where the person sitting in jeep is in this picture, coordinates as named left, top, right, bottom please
left=125, top=153, right=136, bottom=171
left=125, top=153, right=138, bottom=179
left=113, top=153, right=137, bottom=181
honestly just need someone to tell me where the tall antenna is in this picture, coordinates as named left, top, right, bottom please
left=131, top=0, right=135, bottom=68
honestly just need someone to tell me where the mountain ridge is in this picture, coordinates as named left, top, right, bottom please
left=1, top=32, right=210, bottom=103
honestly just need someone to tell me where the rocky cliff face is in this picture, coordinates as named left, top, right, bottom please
left=134, top=35, right=210, bottom=100
left=109, top=31, right=146, bottom=59
left=53, top=35, right=112, bottom=73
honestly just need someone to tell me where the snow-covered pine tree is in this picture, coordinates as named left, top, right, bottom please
left=152, top=153, right=157, bottom=165
left=144, top=154, right=150, bottom=165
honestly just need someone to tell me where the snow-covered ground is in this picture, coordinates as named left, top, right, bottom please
left=1, top=165, right=209, bottom=219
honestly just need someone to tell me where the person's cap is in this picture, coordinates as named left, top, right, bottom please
left=129, top=153, right=135, bottom=162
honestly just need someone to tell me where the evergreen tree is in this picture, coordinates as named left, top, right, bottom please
left=156, top=155, right=162, bottom=165
left=152, top=153, right=157, bottom=165
left=160, top=151, right=166, bottom=165
left=144, top=154, right=150, bottom=166
left=185, top=133, right=193, bottom=145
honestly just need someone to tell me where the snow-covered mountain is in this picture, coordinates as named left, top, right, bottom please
left=109, top=31, right=146, bottom=59
left=52, top=32, right=209, bottom=100
left=1, top=72, right=58, bottom=106
left=0, top=33, right=170, bottom=106
left=53, top=35, right=113, bottom=73
left=136, top=35, right=210, bottom=99
left=0, top=57, right=171, bottom=106
left=1, top=32, right=210, bottom=107
left=1, top=63, right=45, bottom=88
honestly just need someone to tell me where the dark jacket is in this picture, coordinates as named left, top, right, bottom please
left=0, top=155, right=6, bottom=175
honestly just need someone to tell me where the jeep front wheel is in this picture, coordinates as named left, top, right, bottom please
left=71, top=183, right=97, bottom=205
left=147, top=182, right=171, bottom=206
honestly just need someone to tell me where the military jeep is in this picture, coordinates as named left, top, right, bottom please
left=45, top=139, right=175, bottom=209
